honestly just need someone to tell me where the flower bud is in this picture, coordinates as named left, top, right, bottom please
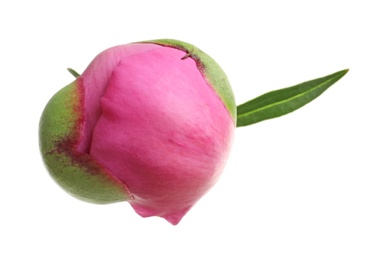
left=39, top=39, right=236, bottom=224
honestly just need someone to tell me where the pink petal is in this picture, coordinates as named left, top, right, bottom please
left=79, top=44, right=234, bottom=224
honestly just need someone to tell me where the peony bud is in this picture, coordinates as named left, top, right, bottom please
left=39, top=39, right=236, bottom=225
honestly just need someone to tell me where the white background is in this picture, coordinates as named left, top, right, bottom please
left=1, top=1, right=370, bottom=259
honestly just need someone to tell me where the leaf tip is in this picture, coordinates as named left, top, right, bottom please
left=339, top=68, right=349, bottom=77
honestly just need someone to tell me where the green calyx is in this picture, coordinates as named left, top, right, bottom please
left=39, top=81, right=131, bottom=204
left=142, top=39, right=237, bottom=125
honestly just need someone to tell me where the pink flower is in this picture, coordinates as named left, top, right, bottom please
left=39, top=39, right=236, bottom=225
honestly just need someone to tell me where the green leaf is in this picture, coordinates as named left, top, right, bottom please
left=236, top=69, right=348, bottom=127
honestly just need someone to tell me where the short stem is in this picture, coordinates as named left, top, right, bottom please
left=67, top=68, right=80, bottom=78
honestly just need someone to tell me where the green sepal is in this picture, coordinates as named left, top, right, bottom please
left=236, top=69, right=349, bottom=127
left=141, top=39, right=237, bottom=125
left=39, top=81, right=131, bottom=204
